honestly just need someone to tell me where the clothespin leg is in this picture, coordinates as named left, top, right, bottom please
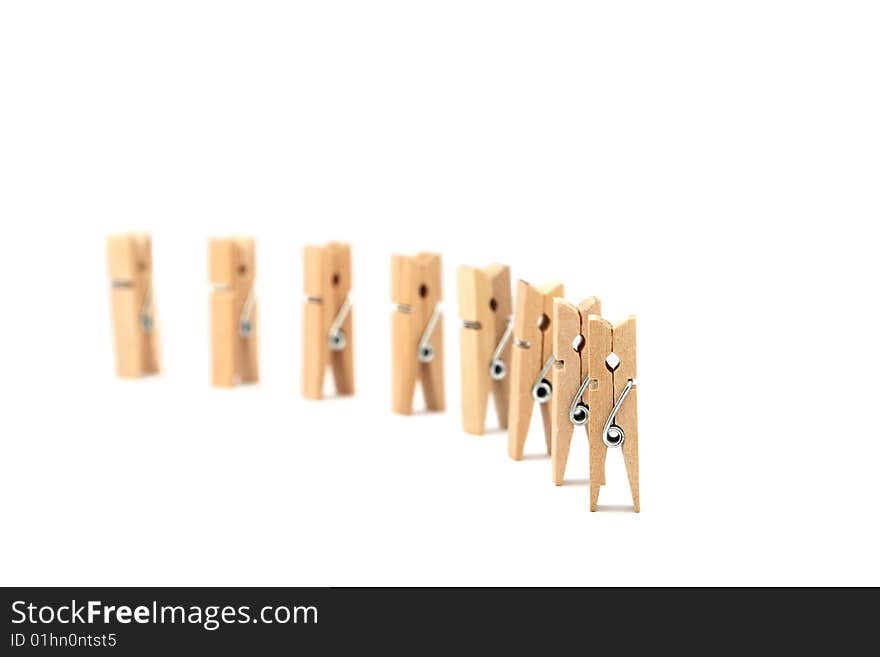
left=491, top=365, right=510, bottom=430
left=330, top=307, right=355, bottom=395
left=459, top=325, right=489, bottom=434
left=110, top=288, right=141, bottom=378
left=507, top=344, right=536, bottom=459
left=588, top=402, right=610, bottom=509
left=211, top=290, right=236, bottom=387
left=142, top=324, right=160, bottom=374
left=589, top=470, right=601, bottom=511
left=551, top=413, right=573, bottom=486
left=135, top=281, right=159, bottom=375
left=239, top=305, right=259, bottom=383
left=588, top=431, right=608, bottom=511
left=421, top=319, right=445, bottom=411
left=302, top=301, right=327, bottom=399
left=620, top=386, right=640, bottom=512
left=550, top=362, right=576, bottom=486
left=540, top=403, right=553, bottom=455
left=392, top=311, right=418, bottom=415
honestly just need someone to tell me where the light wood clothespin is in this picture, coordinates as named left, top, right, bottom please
left=209, top=237, right=259, bottom=387
left=457, top=264, right=512, bottom=435
left=391, top=252, right=445, bottom=415
left=107, top=234, right=160, bottom=378
left=302, top=242, right=354, bottom=399
left=549, top=296, right=602, bottom=485
left=583, top=314, right=639, bottom=512
left=507, top=280, right=564, bottom=459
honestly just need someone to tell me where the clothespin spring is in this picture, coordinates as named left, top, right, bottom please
left=531, top=355, right=555, bottom=403
left=568, top=374, right=591, bottom=425
left=489, top=318, right=513, bottom=381
left=238, top=287, right=256, bottom=338
left=328, top=296, right=352, bottom=352
left=417, top=303, right=442, bottom=364
left=110, top=279, right=154, bottom=334
left=140, top=283, right=154, bottom=333
left=603, top=378, right=634, bottom=447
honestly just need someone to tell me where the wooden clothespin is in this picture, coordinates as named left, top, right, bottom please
left=457, top=264, right=512, bottom=435
left=391, top=252, right=445, bottom=415
left=507, top=280, right=564, bottom=459
left=209, top=237, right=259, bottom=387
left=106, top=233, right=160, bottom=378
left=583, top=314, right=639, bottom=512
left=549, top=296, right=602, bottom=485
left=302, top=242, right=354, bottom=399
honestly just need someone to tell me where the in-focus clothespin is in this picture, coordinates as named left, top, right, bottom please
left=457, top=263, right=512, bottom=435
left=209, top=237, right=259, bottom=387
left=585, top=314, right=639, bottom=512
left=507, top=280, right=564, bottom=459
left=302, top=242, right=354, bottom=399
left=549, top=296, right=602, bottom=485
left=391, top=252, right=445, bottom=415
left=106, top=233, right=160, bottom=378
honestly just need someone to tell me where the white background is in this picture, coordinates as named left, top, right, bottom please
left=1, top=1, right=878, bottom=586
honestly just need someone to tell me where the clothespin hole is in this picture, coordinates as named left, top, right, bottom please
left=605, top=352, right=620, bottom=372
left=137, top=260, right=147, bottom=271
left=537, top=314, right=550, bottom=331
left=419, top=284, right=429, bottom=298
left=238, top=264, right=247, bottom=275
left=571, top=334, right=585, bottom=352
left=331, top=273, right=340, bottom=287
left=489, top=298, right=498, bottom=312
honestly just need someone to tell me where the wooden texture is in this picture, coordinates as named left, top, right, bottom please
left=587, top=314, right=639, bottom=512
left=507, top=280, right=564, bottom=459
left=550, top=296, right=601, bottom=485
left=106, top=233, right=159, bottom=378
left=209, top=237, right=258, bottom=387
left=457, top=263, right=511, bottom=435
left=302, top=242, right=354, bottom=399
left=391, top=252, right=444, bottom=415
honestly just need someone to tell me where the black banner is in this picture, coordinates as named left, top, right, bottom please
left=0, top=587, right=873, bottom=653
